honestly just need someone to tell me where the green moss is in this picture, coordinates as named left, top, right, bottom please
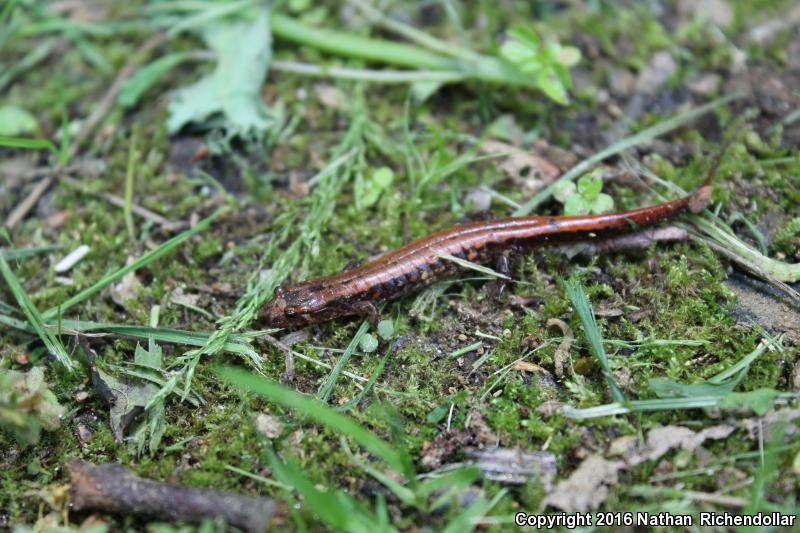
left=2, top=0, right=799, bottom=528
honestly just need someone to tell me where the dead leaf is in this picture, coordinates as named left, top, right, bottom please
left=109, top=256, right=141, bottom=307
left=609, top=425, right=735, bottom=466
left=514, top=361, right=549, bottom=374
left=92, top=366, right=159, bottom=441
left=314, top=84, right=348, bottom=111
left=479, top=140, right=560, bottom=193
left=467, top=409, right=499, bottom=447
left=544, top=455, right=624, bottom=512
left=546, top=318, right=574, bottom=378
left=678, top=0, right=734, bottom=29
left=593, top=303, right=624, bottom=318
left=608, top=435, right=638, bottom=458
left=740, top=406, right=800, bottom=440
left=420, top=430, right=473, bottom=470
left=170, top=286, right=200, bottom=307
left=469, top=447, right=558, bottom=489
left=536, top=400, right=567, bottom=417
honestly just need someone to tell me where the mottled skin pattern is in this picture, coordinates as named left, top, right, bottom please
left=263, top=185, right=712, bottom=328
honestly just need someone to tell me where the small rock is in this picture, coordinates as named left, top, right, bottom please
left=77, top=424, right=94, bottom=443
left=254, top=413, right=283, bottom=439
left=608, top=66, right=636, bottom=97
left=678, top=0, right=733, bottom=28
left=463, top=188, right=492, bottom=213
left=687, top=73, right=722, bottom=96
left=75, top=391, right=89, bottom=402
left=636, top=51, right=678, bottom=95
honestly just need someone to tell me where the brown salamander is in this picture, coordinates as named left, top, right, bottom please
left=263, top=183, right=712, bottom=328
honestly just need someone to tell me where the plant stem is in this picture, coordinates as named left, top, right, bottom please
left=271, top=60, right=465, bottom=82
left=269, top=14, right=533, bottom=87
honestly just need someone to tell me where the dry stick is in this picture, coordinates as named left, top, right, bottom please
left=69, top=460, right=276, bottom=533
left=61, top=176, right=185, bottom=231
left=571, top=226, right=690, bottom=258
left=263, top=333, right=295, bottom=381
left=4, top=33, right=167, bottom=230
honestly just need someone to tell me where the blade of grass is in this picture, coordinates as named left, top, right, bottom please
left=42, top=208, right=222, bottom=319
left=348, top=0, right=482, bottom=63
left=0, top=135, right=59, bottom=154
left=688, top=214, right=800, bottom=284
left=317, top=320, right=370, bottom=403
left=513, top=94, right=741, bottom=215
left=266, top=450, right=371, bottom=531
left=434, top=250, right=511, bottom=280
left=563, top=276, right=625, bottom=403
left=0, top=245, right=62, bottom=261
left=338, top=337, right=396, bottom=413
left=271, top=13, right=456, bottom=70
left=0, top=313, right=256, bottom=357
left=218, top=365, right=408, bottom=476
left=0, top=254, right=72, bottom=370
left=124, top=124, right=139, bottom=242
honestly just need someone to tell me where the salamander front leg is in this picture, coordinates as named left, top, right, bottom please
left=485, top=249, right=516, bottom=298
left=351, top=301, right=380, bottom=328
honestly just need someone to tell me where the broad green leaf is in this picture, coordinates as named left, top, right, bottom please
left=377, top=319, right=394, bottom=341
left=0, top=105, right=38, bottom=136
left=552, top=180, right=576, bottom=203
left=590, top=192, right=614, bottom=214
left=355, top=166, right=395, bottom=208
left=648, top=377, right=740, bottom=399
left=554, top=44, right=581, bottom=67
left=500, top=40, right=537, bottom=66
left=0, top=135, right=58, bottom=154
left=577, top=172, right=603, bottom=200
left=537, top=70, right=569, bottom=104
left=563, top=194, right=590, bottom=215
left=168, top=6, right=274, bottom=138
left=119, top=52, right=191, bottom=108
left=507, top=26, right=541, bottom=50
left=360, top=333, right=379, bottom=353
left=719, top=388, right=780, bottom=415
left=410, top=79, right=444, bottom=102
left=134, top=342, right=163, bottom=370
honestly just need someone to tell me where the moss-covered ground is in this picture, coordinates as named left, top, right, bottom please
left=1, top=1, right=799, bottom=531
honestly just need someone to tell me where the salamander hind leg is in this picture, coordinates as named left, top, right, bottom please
left=350, top=301, right=381, bottom=328
left=485, top=248, right=518, bottom=298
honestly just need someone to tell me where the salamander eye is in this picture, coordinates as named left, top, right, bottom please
left=285, top=308, right=297, bottom=318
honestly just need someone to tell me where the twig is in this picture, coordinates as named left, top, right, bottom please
left=4, top=33, right=167, bottom=230
left=68, top=33, right=167, bottom=161
left=5, top=177, right=54, bottom=229
left=258, top=334, right=369, bottom=385
left=271, top=59, right=465, bottom=82
left=61, top=176, right=185, bottom=231
left=570, top=226, right=690, bottom=258
left=69, top=460, right=276, bottom=533
left=263, top=333, right=295, bottom=382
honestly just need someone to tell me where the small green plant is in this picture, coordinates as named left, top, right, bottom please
left=500, top=25, right=581, bottom=104
left=0, top=367, right=65, bottom=446
left=552, top=168, right=614, bottom=215
left=354, top=166, right=394, bottom=209
left=218, top=366, right=502, bottom=532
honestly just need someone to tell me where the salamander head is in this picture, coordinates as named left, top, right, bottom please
left=263, top=285, right=338, bottom=328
